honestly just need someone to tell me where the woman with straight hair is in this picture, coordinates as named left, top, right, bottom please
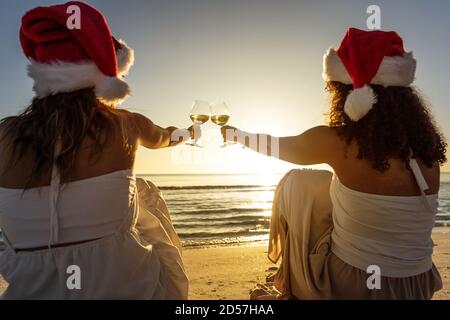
left=0, top=1, right=190, bottom=299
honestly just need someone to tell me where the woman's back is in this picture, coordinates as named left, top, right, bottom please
left=330, top=152, right=439, bottom=278
left=0, top=109, right=137, bottom=189
left=0, top=106, right=141, bottom=250
left=328, top=130, right=440, bottom=197
left=0, top=107, right=190, bottom=299
left=0, top=169, right=135, bottom=249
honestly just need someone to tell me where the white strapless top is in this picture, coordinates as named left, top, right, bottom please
left=0, top=169, right=189, bottom=299
left=0, top=170, right=135, bottom=249
left=0, top=135, right=188, bottom=299
left=330, top=159, right=439, bottom=278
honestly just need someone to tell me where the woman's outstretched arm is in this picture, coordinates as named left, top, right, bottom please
left=132, top=112, right=193, bottom=149
left=221, top=125, right=338, bottom=166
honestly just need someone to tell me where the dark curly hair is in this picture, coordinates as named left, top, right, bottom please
left=327, top=81, right=447, bottom=172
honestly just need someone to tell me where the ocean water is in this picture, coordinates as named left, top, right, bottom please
left=0, top=173, right=449, bottom=248
left=148, top=174, right=282, bottom=247
left=148, top=173, right=450, bottom=247
left=437, top=172, right=450, bottom=227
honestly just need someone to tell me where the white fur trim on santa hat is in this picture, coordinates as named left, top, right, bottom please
left=28, top=59, right=131, bottom=105
left=344, top=85, right=377, bottom=121
left=322, top=49, right=416, bottom=87
left=116, top=39, right=135, bottom=76
left=26, top=40, right=134, bottom=104
left=28, top=59, right=102, bottom=98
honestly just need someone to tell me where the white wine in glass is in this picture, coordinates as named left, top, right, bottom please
left=211, top=115, right=230, bottom=126
left=190, top=114, right=210, bottom=124
left=211, top=102, right=234, bottom=147
left=187, top=100, right=211, bottom=147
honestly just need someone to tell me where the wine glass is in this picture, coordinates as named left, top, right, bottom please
left=186, top=100, right=210, bottom=147
left=211, top=101, right=234, bottom=147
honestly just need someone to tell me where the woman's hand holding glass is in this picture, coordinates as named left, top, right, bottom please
left=220, top=125, right=238, bottom=144
left=211, top=102, right=236, bottom=147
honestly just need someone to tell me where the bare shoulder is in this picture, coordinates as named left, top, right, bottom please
left=306, top=125, right=348, bottom=165
left=417, top=159, right=441, bottom=191
left=110, top=108, right=134, bottom=119
left=307, top=125, right=340, bottom=137
left=108, top=109, right=148, bottom=137
left=127, top=112, right=156, bottom=136
left=278, top=125, right=344, bottom=166
left=111, top=109, right=150, bottom=125
left=304, top=125, right=342, bottom=146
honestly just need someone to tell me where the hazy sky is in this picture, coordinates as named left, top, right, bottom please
left=0, top=0, right=449, bottom=174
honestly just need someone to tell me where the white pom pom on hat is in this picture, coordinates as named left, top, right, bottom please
left=95, top=76, right=131, bottom=105
left=344, top=85, right=377, bottom=121
left=323, top=28, right=416, bottom=121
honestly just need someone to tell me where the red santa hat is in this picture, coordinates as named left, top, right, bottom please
left=20, top=1, right=134, bottom=105
left=323, top=28, right=416, bottom=121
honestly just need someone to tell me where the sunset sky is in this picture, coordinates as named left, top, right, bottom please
left=0, top=0, right=449, bottom=174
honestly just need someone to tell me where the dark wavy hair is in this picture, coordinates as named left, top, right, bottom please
left=326, top=81, right=447, bottom=172
left=0, top=89, right=129, bottom=188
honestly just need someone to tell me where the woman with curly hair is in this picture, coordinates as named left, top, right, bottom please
left=222, top=28, right=447, bottom=299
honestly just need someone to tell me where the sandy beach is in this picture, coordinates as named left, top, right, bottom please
left=0, top=232, right=448, bottom=299
left=183, top=232, right=450, bottom=300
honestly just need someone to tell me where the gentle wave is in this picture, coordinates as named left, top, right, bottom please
left=1, top=175, right=449, bottom=249
left=181, top=234, right=270, bottom=247
left=174, top=220, right=270, bottom=229
left=171, top=207, right=270, bottom=216
left=172, top=214, right=270, bottom=223
left=160, top=184, right=275, bottom=191
left=177, top=229, right=269, bottom=239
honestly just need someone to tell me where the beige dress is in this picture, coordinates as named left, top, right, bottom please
left=262, top=168, right=442, bottom=300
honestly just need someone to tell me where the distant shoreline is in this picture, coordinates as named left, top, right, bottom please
left=137, top=172, right=450, bottom=176
left=137, top=173, right=287, bottom=176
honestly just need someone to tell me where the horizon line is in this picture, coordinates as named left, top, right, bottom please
left=136, top=171, right=450, bottom=176
left=136, top=172, right=287, bottom=176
